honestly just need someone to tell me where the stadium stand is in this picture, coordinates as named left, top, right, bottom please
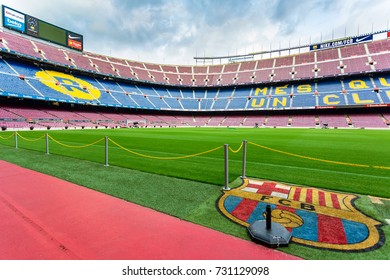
left=317, top=113, right=349, bottom=128
left=2, top=50, right=390, bottom=112
left=223, top=115, right=245, bottom=127
left=3, top=27, right=390, bottom=87
left=243, top=115, right=266, bottom=127
left=290, top=114, right=317, bottom=127
left=42, top=109, right=88, bottom=121
left=348, top=113, right=388, bottom=128
left=265, top=115, right=290, bottom=127
left=1, top=28, right=390, bottom=130
left=207, top=116, right=225, bottom=126
left=4, top=106, right=57, bottom=120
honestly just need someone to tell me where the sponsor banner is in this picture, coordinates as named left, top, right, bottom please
left=388, top=31, right=390, bottom=38
left=310, top=34, right=373, bottom=51
left=26, top=15, right=39, bottom=37
left=2, top=5, right=83, bottom=52
left=3, top=6, right=25, bottom=32
left=67, top=32, right=83, bottom=51
left=315, top=106, right=336, bottom=109
left=364, top=104, right=388, bottom=108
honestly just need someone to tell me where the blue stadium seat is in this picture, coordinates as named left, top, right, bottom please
left=378, top=91, right=390, bottom=104
left=118, top=83, right=141, bottom=94
left=27, top=78, right=75, bottom=101
left=212, top=98, right=229, bottom=110
left=136, top=85, right=159, bottom=96
left=194, top=90, right=206, bottom=99
left=98, top=79, right=125, bottom=92
left=167, top=89, right=182, bottom=98
left=0, top=59, right=16, bottom=74
left=200, top=98, right=214, bottom=110
left=163, top=97, right=183, bottom=110
left=317, top=80, right=343, bottom=94
left=227, top=97, right=248, bottom=110
left=5, top=60, right=39, bottom=77
left=218, top=88, right=234, bottom=97
left=0, top=73, right=43, bottom=98
left=148, top=96, right=170, bottom=109
left=110, top=92, right=139, bottom=107
left=317, top=93, right=347, bottom=107
left=205, top=89, right=219, bottom=99
left=234, top=87, right=252, bottom=97
left=345, top=90, right=382, bottom=106
left=180, top=98, right=199, bottom=110
left=181, top=89, right=194, bottom=98
left=129, top=94, right=156, bottom=109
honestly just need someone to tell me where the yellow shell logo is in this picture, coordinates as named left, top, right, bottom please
left=36, top=70, right=101, bottom=101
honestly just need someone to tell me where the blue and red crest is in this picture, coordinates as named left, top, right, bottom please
left=218, top=179, right=383, bottom=251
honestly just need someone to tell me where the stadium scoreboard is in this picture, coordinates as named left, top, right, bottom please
left=2, top=5, right=83, bottom=51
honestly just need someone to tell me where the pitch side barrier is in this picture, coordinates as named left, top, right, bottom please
left=1, top=133, right=389, bottom=190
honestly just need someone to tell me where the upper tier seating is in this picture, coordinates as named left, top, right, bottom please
left=2, top=29, right=390, bottom=88
left=2, top=54, right=390, bottom=112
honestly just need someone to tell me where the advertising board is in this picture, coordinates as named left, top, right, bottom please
left=2, top=5, right=83, bottom=51
left=3, top=6, right=25, bottom=32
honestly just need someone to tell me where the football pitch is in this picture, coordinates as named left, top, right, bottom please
left=0, top=127, right=389, bottom=259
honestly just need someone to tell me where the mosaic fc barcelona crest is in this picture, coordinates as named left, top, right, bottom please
left=218, top=179, right=383, bottom=251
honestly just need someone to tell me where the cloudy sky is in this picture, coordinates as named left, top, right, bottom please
left=1, top=0, right=390, bottom=65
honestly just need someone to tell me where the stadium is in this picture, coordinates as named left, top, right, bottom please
left=0, top=3, right=389, bottom=263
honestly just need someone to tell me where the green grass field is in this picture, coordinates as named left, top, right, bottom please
left=0, top=127, right=390, bottom=259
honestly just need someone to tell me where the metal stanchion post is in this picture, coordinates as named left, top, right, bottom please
left=266, top=204, right=272, bottom=230
left=104, top=136, right=109, bottom=166
left=241, top=140, right=247, bottom=179
left=14, top=132, right=18, bottom=149
left=223, top=144, right=230, bottom=191
left=45, top=133, right=49, bottom=155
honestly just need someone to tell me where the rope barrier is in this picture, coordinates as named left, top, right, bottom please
left=228, top=142, right=243, bottom=154
left=4, top=131, right=389, bottom=172
left=0, top=132, right=15, bottom=140
left=108, top=138, right=223, bottom=160
left=248, top=141, right=370, bottom=168
left=16, top=132, right=46, bottom=142
left=373, top=166, right=390, bottom=170
left=48, top=135, right=105, bottom=148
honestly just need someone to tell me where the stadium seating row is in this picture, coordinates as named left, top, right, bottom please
left=1, top=29, right=390, bottom=87
left=0, top=105, right=388, bottom=129
left=1, top=57, right=390, bottom=111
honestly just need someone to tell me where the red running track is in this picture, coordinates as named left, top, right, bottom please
left=0, top=160, right=300, bottom=260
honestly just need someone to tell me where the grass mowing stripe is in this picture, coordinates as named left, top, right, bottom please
left=2, top=128, right=390, bottom=197
left=3, top=127, right=390, bottom=260
left=246, top=160, right=390, bottom=181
